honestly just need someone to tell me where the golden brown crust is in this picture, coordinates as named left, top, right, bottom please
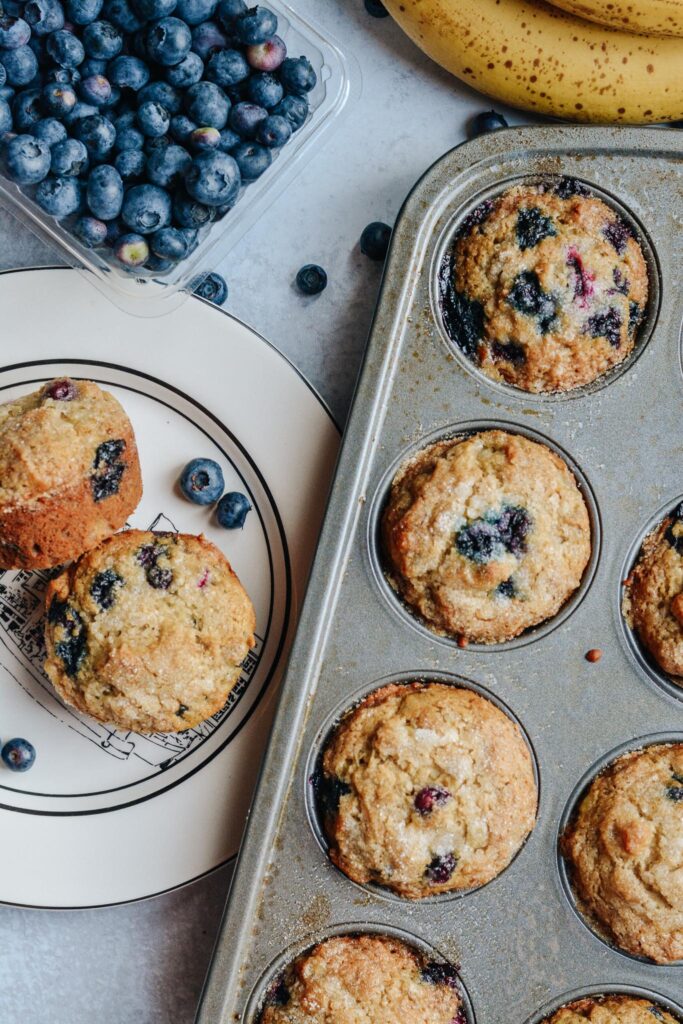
left=319, top=682, right=537, bottom=898
left=44, top=529, right=256, bottom=733
left=562, top=743, right=683, bottom=964
left=542, top=995, right=679, bottom=1024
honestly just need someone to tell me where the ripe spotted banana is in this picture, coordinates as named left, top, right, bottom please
left=382, top=0, right=683, bottom=123
left=547, top=0, right=683, bottom=37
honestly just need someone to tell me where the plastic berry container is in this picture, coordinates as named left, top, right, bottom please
left=0, top=1, right=359, bottom=317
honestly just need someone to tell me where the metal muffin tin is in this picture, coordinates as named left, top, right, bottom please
left=197, top=126, right=683, bottom=1024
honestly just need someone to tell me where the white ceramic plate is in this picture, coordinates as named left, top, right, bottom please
left=0, top=267, right=340, bottom=908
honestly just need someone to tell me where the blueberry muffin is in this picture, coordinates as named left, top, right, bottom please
left=624, top=503, right=683, bottom=680
left=317, top=682, right=537, bottom=898
left=44, top=529, right=255, bottom=733
left=382, top=429, right=591, bottom=644
left=562, top=743, right=683, bottom=963
left=0, top=378, right=142, bottom=569
left=440, top=179, right=649, bottom=393
left=541, top=995, right=679, bottom=1024
left=258, top=934, right=464, bottom=1024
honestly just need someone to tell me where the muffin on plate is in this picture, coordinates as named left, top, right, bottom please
left=317, top=682, right=537, bottom=898
left=562, top=742, right=683, bottom=964
left=541, top=995, right=679, bottom=1024
left=0, top=377, right=142, bottom=569
left=440, top=179, right=649, bottom=393
left=382, top=429, right=591, bottom=644
left=44, top=529, right=256, bottom=733
left=624, top=502, right=683, bottom=680
left=258, top=934, right=464, bottom=1024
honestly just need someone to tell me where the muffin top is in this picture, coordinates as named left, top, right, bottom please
left=318, top=682, right=537, bottom=898
left=44, top=529, right=255, bottom=733
left=625, top=503, right=683, bottom=679
left=542, top=995, right=679, bottom=1024
left=562, top=742, right=683, bottom=964
left=441, top=180, right=649, bottom=393
left=0, top=378, right=134, bottom=507
left=382, top=429, right=591, bottom=644
left=259, top=934, right=464, bottom=1024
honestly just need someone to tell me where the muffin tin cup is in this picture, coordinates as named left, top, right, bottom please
left=556, top=732, right=683, bottom=968
left=367, top=418, right=602, bottom=652
left=304, top=670, right=541, bottom=905
left=523, top=984, right=683, bottom=1024
left=242, top=922, right=476, bottom=1024
left=431, top=173, right=662, bottom=404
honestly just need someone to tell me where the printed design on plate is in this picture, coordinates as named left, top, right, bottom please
left=0, top=513, right=263, bottom=771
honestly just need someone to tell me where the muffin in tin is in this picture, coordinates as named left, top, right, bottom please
left=258, top=934, right=464, bottom=1023
left=382, top=429, right=591, bottom=644
left=316, top=682, right=537, bottom=899
left=44, top=529, right=256, bottom=733
left=562, top=742, right=683, bottom=964
left=0, top=377, right=142, bottom=569
left=540, top=995, right=679, bottom=1024
left=440, top=179, right=649, bottom=393
left=624, top=503, right=683, bottom=680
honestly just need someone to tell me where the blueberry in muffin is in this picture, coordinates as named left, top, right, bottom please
left=258, top=934, right=465, bottom=1024
left=440, top=180, right=649, bottom=393
left=562, top=743, right=683, bottom=964
left=0, top=378, right=142, bottom=569
left=540, top=995, right=680, bottom=1024
left=381, top=429, right=591, bottom=644
left=317, top=682, right=537, bottom=898
left=44, top=529, right=255, bottom=733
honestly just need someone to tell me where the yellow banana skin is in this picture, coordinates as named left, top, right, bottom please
left=548, top=0, right=683, bottom=37
left=382, top=0, right=683, bottom=123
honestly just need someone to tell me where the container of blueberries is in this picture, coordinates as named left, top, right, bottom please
left=0, top=0, right=357, bottom=315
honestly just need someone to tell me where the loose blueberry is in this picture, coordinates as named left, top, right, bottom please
left=507, top=270, right=558, bottom=334
left=230, top=138, right=268, bottom=179
left=44, top=377, right=78, bottom=400
left=246, top=71, right=282, bottom=110
left=233, top=5, right=277, bottom=45
left=82, top=19, right=123, bottom=59
left=179, top=457, right=225, bottom=503
left=1, top=737, right=36, bottom=772
left=278, top=55, right=316, bottom=95
left=33, top=116, right=68, bottom=146
left=216, top=490, right=251, bottom=528
left=165, top=50, right=203, bottom=87
left=184, top=148, right=240, bottom=205
left=90, top=567, right=124, bottom=608
left=1, top=45, right=38, bottom=86
left=295, top=263, right=326, bottom=296
left=136, top=99, right=170, bottom=137
left=36, top=174, right=83, bottom=216
left=205, top=47, right=249, bottom=87
left=414, top=786, right=450, bottom=815
left=469, top=109, right=508, bottom=137
left=114, top=230, right=148, bottom=265
left=24, top=0, right=65, bottom=36
left=74, top=213, right=107, bottom=246
left=146, top=16, right=192, bottom=66
left=516, top=206, right=556, bottom=250
left=189, top=125, right=220, bottom=150
left=603, top=218, right=632, bottom=255
left=184, top=80, right=229, bottom=128
left=146, top=142, right=191, bottom=186
left=86, top=162, right=123, bottom=218
left=91, top=437, right=126, bottom=499
left=114, top=146, right=145, bottom=179
left=192, top=271, right=227, bottom=304
left=121, top=182, right=172, bottom=231
left=271, top=93, right=307, bottom=131
left=5, top=133, right=51, bottom=183
left=245, top=34, right=285, bottom=72
left=364, top=0, right=388, bottom=14
left=424, top=852, right=458, bottom=884
left=190, top=19, right=227, bottom=60
left=46, top=29, right=85, bottom=67
left=360, top=220, right=391, bottom=261
left=584, top=307, right=622, bottom=348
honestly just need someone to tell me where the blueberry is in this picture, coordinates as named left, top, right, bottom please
left=114, top=146, right=144, bottom=178
left=215, top=0, right=246, bottom=29
left=611, top=267, right=629, bottom=295
left=145, top=253, right=173, bottom=271
left=216, top=490, right=251, bottom=528
left=629, top=300, right=643, bottom=337
left=1, top=737, right=36, bottom=772
left=12, top=88, right=43, bottom=130
left=63, top=99, right=97, bottom=124
left=185, top=80, right=229, bottom=129
left=295, top=263, right=326, bottom=296
left=78, top=73, right=111, bottom=105
left=44, top=376, right=78, bottom=400
left=230, top=138, right=268, bottom=180
left=114, top=230, right=148, bottom=266
left=80, top=56, right=106, bottom=77
left=67, top=0, right=104, bottom=23
left=74, top=213, right=107, bottom=245
left=497, top=505, right=531, bottom=555
left=507, top=270, right=558, bottom=334
left=490, top=340, right=526, bottom=366
left=279, top=55, right=316, bottom=95
left=0, top=86, right=14, bottom=105
left=246, top=71, right=282, bottom=110
left=233, top=5, right=277, bottom=45
left=192, top=271, right=227, bottom=304
left=217, top=126, right=238, bottom=151
left=584, top=306, right=622, bottom=348
left=48, top=598, right=88, bottom=676
left=103, top=0, right=143, bottom=30
left=122, top=182, right=172, bottom=231
left=0, top=65, right=6, bottom=90
left=424, top=852, right=458, bottom=884
left=172, top=188, right=213, bottom=226
left=314, top=769, right=351, bottom=818
left=169, top=112, right=196, bottom=141
left=667, top=785, right=683, bottom=802
left=174, top=0, right=217, bottom=24
left=516, top=206, right=556, bottom=250
left=456, top=519, right=500, bottom=563
left=360, top=220, right=391, bottom=261
left=553, top=176, right=589, bottom=199
left=179, top=456, right=224, bottom=503
left=603, top=217, right=632, bottom=255
left=228, top=100, right=266, bottom=138
left=139, top=81, right=181, bottom=114
left=74, top=112, right=116, bottom=158
left=146, top=16, right=192, bottom=66
left=205, top=48, right=249, bottom=88
left=82, top=21, right=122, bottom=60
left=150, top=224, right=189, bottom=259
left=114, top=125, right=143, bottom=151
left=144, top=132, right=169, bottom=156
left=24, top=0, right=65, bottom=36
left=147, top=564, right=173, bottom=589
left=136, top=99, right=170, bottom=137
left=179, top=225, right=197, bottom=251
left=2, top=45, right=38, bottom=87
left=421, top=962, right=459, bottom=990
left=0, top=97, right=11, bottom=134
left=41, top=80, right=76, bottom=115
left=27, top=32, right=48, bottom=69
left=86, top=162, right=123, bottom=218
left=132, top=0, right=177, bottom=18
left=256, top=112, right=290, bottom=148
left=496, top=578, right=517, bottom=599
left=5, top=132, right=51, bottom=183
left=50, top=138, right=89, bottom=175
left=90, top=567, right=124, bottom=608
left=469, top=109, right=508, bottom=137
left=146, top=142, right=190, bottom=186
left=188, top=126, right=218, bottom=151
left=107, top=55, right=149, bottom=92
left=91, top=437, right=126, bottom=499
left=46, top=28, right=85, bottom=67
left=0, top=15, right=31, bottom=49
left=33, top=116, right=67, bottom=146
left=245, top=34, right=285, bottom=72
left=566, top=246, right=595, bottom=305
left=190, top=19, right=227, bottom=60
left=271, top=93, right=307, bottom=131
left=184, top=148, right=240, bottom=207
left=165, top=50, right=203, bottom=87
left=414, top=786, right=450, bottom=815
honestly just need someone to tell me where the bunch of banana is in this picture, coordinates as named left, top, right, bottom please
left=381, top=0, right=683, bottom=123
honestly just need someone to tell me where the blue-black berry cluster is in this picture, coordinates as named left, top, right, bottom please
left=179, top=456, right=251, bottom=528
left=0, top=1, right=316, bottom=273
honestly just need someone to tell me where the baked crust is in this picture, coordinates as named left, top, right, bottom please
left=542, top=995, right=679, bottom=1024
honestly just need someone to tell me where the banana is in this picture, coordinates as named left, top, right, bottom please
left=382, top=0, right=683, bottom=123
left=547, top=0, right=683, bottom=37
